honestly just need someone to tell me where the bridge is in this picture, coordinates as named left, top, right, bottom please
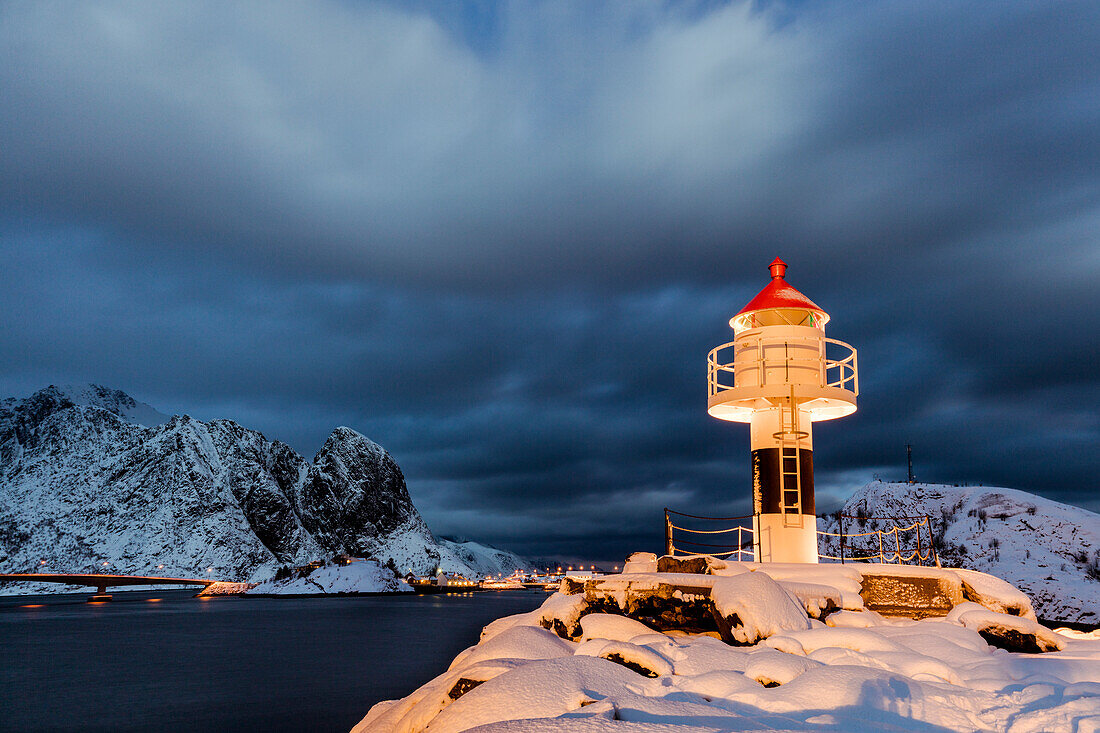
left=0, top=573, right=216, bottom=601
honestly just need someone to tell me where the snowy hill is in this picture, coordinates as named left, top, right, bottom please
left=436, top=538, right=533, bottom=578
left=0, top=385, right=530, bottom=590
left=820, top=481, right=1100, bottom=624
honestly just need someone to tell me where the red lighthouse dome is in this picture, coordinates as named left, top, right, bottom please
left=731, top=258, right=829, bottom=331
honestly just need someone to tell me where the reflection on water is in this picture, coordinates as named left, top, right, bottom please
left=0, top=589, right=548, bottom=732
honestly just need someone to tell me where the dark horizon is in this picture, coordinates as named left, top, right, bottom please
left=2, top=1, right=1097, bottom=563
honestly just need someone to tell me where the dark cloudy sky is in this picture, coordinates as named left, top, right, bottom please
left=2, top=1, right=1097, bottom=563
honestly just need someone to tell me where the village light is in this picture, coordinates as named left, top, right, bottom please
left=707, top=258, right=859, bottom=563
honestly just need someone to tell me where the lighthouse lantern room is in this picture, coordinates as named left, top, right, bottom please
left=707, top=258, right=859, bottom=563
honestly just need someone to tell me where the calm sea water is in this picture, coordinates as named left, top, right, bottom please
left=0, top=588, right=549, bottom=732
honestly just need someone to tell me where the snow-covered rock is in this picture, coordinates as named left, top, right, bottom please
left=946, top=602, right=1065, bottom=653
left=574, top=639, right=674, bottom=678
left=0, top=385, right=530, bottom=590
left=356, top=580, right=1100, bottom=732
left=742, top=647, right=822, bottom=686
left=820, top=481, right=1100, bottom=624
left=710, top=571, right=813, bottom=644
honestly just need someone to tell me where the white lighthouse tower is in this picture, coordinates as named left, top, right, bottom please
left=707, top=258, right=859, bottom=563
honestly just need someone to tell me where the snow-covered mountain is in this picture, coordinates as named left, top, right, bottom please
left=0, top=385, right=530, bottom=590
left=435, top=538, right=534, bottom=578
left=820, top=481, right=1100, bottom=624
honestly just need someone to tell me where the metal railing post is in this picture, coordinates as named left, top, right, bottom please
left=757, top=338, right=764, bottom=386
left=928, top=514, right=942, bottom=568
left=853, top=350, right=859, bottom=395
left=664, top=509, right=673, bottom=556
left=819, top=338, right=825, bottom=387
left=839, top=513, right=846, bottom=564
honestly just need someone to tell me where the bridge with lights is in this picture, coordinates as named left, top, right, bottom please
left=0, top=573, right=217, bottom=601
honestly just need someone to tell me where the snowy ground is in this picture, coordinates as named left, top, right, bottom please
left=356, top=562, right=1100, bottom=732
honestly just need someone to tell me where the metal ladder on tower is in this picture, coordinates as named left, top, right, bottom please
left=774, top=386, right=806, bottom=528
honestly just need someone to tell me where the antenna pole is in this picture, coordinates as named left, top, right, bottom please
left=906, top=444, right=914, bottom=484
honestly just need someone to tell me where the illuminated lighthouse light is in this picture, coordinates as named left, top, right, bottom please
left=707, top=258, right=859, bottom=564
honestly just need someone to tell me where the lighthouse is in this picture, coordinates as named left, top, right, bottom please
left=707, top=259, right=858, bottom=563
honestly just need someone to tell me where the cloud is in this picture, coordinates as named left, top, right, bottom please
left=1, top=1, right=1098, bottom=560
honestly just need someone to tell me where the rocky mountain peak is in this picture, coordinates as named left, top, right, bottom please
left=296, top=426, right=428, bottom=557
left=0, top=385, right=529, bottom=585
left=0, top=385, right=77, bottom=447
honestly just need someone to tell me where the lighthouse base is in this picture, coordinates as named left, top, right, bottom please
left=753, top=514, right=818, bottom=563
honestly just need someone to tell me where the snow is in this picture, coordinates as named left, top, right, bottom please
left=575, top=640, right=674, bottom=678
left=825, top=609, right=886, bottom=628
left=449, top=626, right=575, bottom=673
left=247, top=559, right=411, bottom=594
left=774, top=580, right=844, bottom=618
left=407, top=656, right=647, bottom=733
left=355, top=658, right=529, bottom=733
left=56, top=383, right=170, bottom=427
left=622, top=552, right=658, bottom=574
left=579, top=614, right=657, bottom=643
left=710, top=572, right=813, bottom=644
left=742, top=648, right=822, bottom=686
left=358, top=564, right=1100, bottom=732
left=632, top=634, right=751, bottom=677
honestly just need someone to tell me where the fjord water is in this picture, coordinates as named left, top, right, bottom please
left=0, top=589, right=549, bottom=732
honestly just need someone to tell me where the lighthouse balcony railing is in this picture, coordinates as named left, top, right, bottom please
left=707, top=336, right=858, bottom=398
